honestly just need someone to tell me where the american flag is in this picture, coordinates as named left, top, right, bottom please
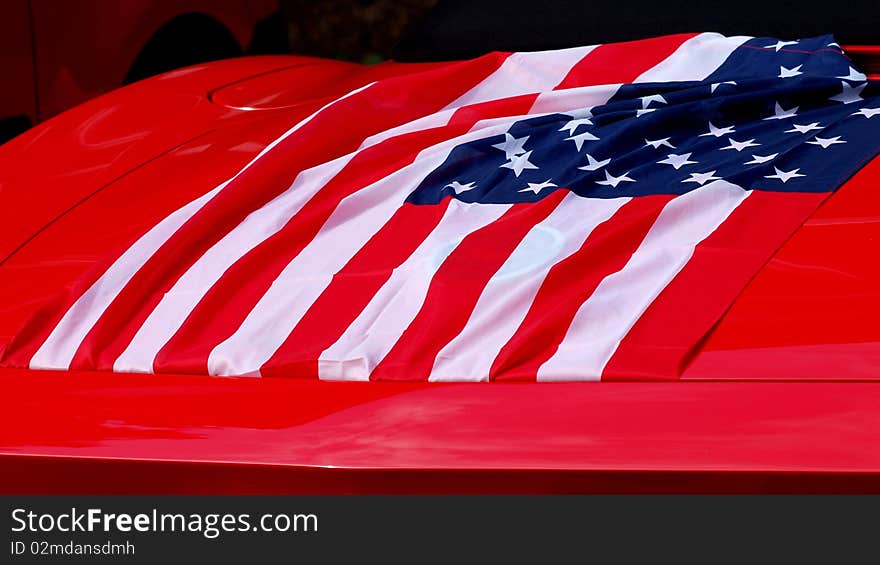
left=4, top=33, right=879, bottom=381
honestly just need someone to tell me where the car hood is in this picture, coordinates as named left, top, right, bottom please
left=2, top=52, right=880, bottom=381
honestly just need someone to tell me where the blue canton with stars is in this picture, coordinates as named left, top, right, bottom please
left=407, top=35, right=880, bottom=205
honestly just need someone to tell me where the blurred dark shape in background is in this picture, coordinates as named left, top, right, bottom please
left=0, top=0, right=437, bottom=145
left=276, top=0, right=439, bottom=64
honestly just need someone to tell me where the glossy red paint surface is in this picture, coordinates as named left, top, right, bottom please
left=209, top=58, right=453, bottom=111
left=3, top=48, right=880, bottom=492
left=2, top=369, right=880, bottom=493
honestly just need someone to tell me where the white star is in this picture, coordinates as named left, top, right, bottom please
left=578, top=154, right=611, bottom=171
left=640, top=94, right=667, bottom=109
left=657, top=152, right=697, bottom=169
left=595, top=170, right=635, bottom=188
left=720, top=137, right=760, bottom=152
left=784, top=122, right=823, bottom=134
left=519, top=179, right=557, bottom=194
left=765, top=40, right=798, bottom=51
left=645, top=137, right=675, bottom=149
left=491, top=133, right=529, bottom=159
left=853, top=107, right=880, bottom=118
left=565, top=131, right=600, bottom=151
left=445, top=181, right=477, bottom=194
left=838, top=67, right=867, bottom=82
left=764, top=167, right=805, bottom=183
left=764, top=102, right=799, bottom=120
left=683, top=171, right=722, bottom=185
left=744, top=153, right=778, bottom=165
left=699, top=121, right=735, bottom=137
left=635, top=108, right=656, bottom=117
left=559, top=117, right=593, bottom=135
left=807, top=136, right=846, bottom=149
left=500, top=150, right=539, bottom=177
left=830, top=81, right=866, bottom=104
left=710, top=81, right=737, bottom=93
left=779, top=65, right=803, bottom=78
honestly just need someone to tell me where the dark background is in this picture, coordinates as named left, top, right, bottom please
left=394, top=0, right=880, bottom=61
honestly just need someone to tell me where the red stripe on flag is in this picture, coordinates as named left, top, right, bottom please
left=602, top=190, right=828, bottom=381
left=555, top=33, right=698, bottom=89
left=447, top=94, right=540, bottom=128
left=259, top=200, right=452, bottom=379
left=490, top=195, right=673, bottom=381
left=370, top=191, right=567, bottom=381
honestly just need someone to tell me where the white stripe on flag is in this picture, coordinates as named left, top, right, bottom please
left=360, top=108, right=458, bottom=148
left=529, top=84, right=623, bottom=114
left=536, top=180, right=750, bottom=382
left=443, top=45, right=598, bottom=110
left=634, top=32, right=751, bottom=83
left=28, top=82, right=374, bottom=371
left=428, top=193, right=630, bottom=382
left=318, top=200, right=512, bottom=381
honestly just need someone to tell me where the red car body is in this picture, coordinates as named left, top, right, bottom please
left=0, top=0, right=275, bottom=136
left=2, top=49, right=880, bottom=494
